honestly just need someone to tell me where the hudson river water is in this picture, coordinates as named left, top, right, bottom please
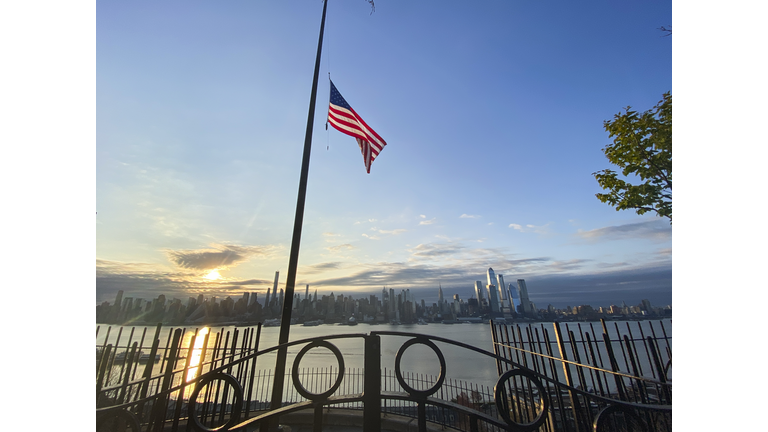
left=96, top=319, right=671, bottom=391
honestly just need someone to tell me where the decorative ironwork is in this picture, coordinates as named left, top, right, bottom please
left=96, top=321, right=671, bottom=432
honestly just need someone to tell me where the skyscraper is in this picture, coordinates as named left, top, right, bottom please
left=474, top=281, right=484, bottom=302
left=508, top=283, right=520, bottom=313
left=496, top=274, right=506, bottom=311
left=517, top=279, right=532, bottom=314
left=486, top=268, right=500, bottom=313
left=486, top=268, right=497, bottom=288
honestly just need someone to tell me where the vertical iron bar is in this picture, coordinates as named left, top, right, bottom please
left=553, top=322, right=585, bottom=432
left=623, top=334, right=647, bottom=404
left=543, top=328, right=569, bottom=432
left=152, top=328, right=182, bottom=432
left=105, top=326, right=124, bottom=386
left=245, top=323, right=262, bottom=419
left=118, top=341, right=139, bottom=404
left=96, top=344, right=113, bottom=401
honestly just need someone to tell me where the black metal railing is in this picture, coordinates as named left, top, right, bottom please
left=491, top=319, right=672, bottom=431
left=96, top=322, right=671, bottom=432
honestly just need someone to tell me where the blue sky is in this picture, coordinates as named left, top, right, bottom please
left=94, top=0, right=672, bottom=308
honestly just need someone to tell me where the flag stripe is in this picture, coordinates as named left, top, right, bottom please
left=328, top=108, right=385, bottom=153
left=328, top=104, right=385, bottom=143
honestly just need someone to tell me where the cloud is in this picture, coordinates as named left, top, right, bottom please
left=166, top=244, right=274, bottom=271
left=305, top=260, right=671, bottom=309
left=323, top=232, right=344, bottom=243
left=508, top=223, right=551, bottom=234
left=96, top=259, right=274, bottom=305
left=303, top=261, right=345, bottom=274
left=419, top=218, right=436, bottom=225
left=409, top=243, right=466, bottom=258
left=326, top=244, right=356, bottom=253
left=575, top=220, right=671, bottom=242
left=420, top=215, right=426, bottom=219
left=460, top=214, right=481, bottom=219
left=369, top=227, right=407, bottom=236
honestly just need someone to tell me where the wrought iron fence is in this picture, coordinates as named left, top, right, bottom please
left=491, top=319, right=672, bottom=431
left=96, top=321, right=671, bottom=432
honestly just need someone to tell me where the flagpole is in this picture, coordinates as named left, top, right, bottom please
left=265, top=0, right=328, bottom=427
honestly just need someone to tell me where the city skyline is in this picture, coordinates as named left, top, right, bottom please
left=95, top=2, right=672, bottom=310
left=98, top=278, right=669, bottom=327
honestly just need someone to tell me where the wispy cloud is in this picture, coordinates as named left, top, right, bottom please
left=460, top=214, right=481, bottom=219
left=409, top=243, right=466, bottom=258
left=165, top=244, right=275, bottom=271
left=371, top=227, right=407, bottom=235
left=509, top=223, right=551, bottom=234
left=303, top=261, right=345, bottom=274
left=575, top=220, right=671, bottom=242
left=326, top=244, right=356, bottom=253
left=419, top=218, right=436, bottom=225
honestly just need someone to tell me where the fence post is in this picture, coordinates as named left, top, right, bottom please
left=152, top=328, right=182, bottom=432
left=363, top=334, right=381, bottom=432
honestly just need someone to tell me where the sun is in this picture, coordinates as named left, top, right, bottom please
left=203, top=269, right=222, bottom=280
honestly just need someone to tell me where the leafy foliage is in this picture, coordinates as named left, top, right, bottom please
left=593, top=92, right=672, bottom=222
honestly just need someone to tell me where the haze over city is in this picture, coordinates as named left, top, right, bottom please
left=95, top=1, right=672, bottom=309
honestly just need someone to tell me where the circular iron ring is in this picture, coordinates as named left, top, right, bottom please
left=291, top=340, right=346, bottom=400
left=494, top=369, right=549, bottom=431
left=593, top=404, right=646, bottom=432
left=394, top=337, right=446, bottom=398
left=187, top=372, right=244, bottom=432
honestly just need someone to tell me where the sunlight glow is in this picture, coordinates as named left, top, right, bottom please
left=185, top=327, right=210, bottom=391
left=204, top=269, right=221, bottom=280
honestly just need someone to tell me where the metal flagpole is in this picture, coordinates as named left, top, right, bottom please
left=265, top=0, right=328, bottom=429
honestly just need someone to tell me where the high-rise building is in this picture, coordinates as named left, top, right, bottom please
left=486, top=268, right=497, bottom=288
left=305, top=285, right=310, bottom=301
left=508, top=283, right=520, bottom=313
left=474, top=281, right=484, bottom=302
left=517, top=279, right=532, bottom=314
left=272, top=271, right=280, bottom=303
left=496, top=274, right=506, bottom=311
left=487, top=283, right=500, bottom=313
left=486, top=268, right=501, bottom=313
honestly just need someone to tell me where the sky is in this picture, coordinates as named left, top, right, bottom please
left=94, top=0, right=673, bottom=309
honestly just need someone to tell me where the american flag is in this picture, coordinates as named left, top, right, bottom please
left=327, top=80, right=387, bottom=173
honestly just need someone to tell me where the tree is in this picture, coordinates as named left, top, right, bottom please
left=593, top=92, right=672, bottom=222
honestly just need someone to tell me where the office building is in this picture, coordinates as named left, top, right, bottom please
left=517, top=279, right=532, bottom=314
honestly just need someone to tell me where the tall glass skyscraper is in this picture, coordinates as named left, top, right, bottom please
left=517, top=279, right=532, bottom=314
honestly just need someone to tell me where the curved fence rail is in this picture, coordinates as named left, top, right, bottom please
left=96, top=323, right=671, bottom=432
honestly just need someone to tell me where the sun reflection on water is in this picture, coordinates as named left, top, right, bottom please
left=186, top=327, right=210, bottom=387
